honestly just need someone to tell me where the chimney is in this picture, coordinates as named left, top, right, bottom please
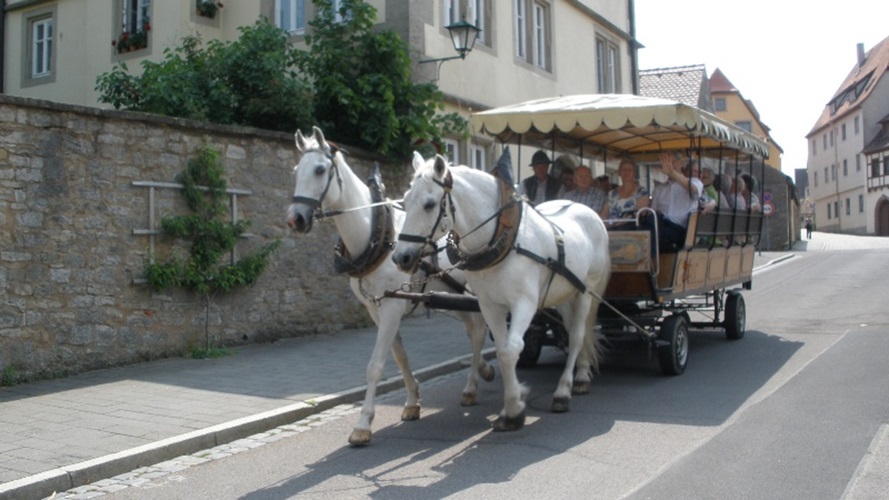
left=857, top=43, right=866, bottom=67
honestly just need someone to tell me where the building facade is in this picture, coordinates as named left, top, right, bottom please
left=2, top=0, right=639, bottom=172
left=806, top=36, right=889, bottom=235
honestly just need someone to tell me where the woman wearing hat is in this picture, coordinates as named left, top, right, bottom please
left=521, top=150, right=564, bottom=206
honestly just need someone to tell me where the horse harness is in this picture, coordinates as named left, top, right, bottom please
left=399, top=171, right=587, bottom=295
left=332, top=167, right=396, bottom=278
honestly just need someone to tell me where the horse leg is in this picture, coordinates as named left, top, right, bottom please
left=485, top=303, right=532, bottom=432
left=552, top=295, right=595, bottom=413
left=349, top=301, right=412, bottom=446
left=458, top=311, right=493, bottom=406
left=573, top=294, right=604, bottom=395
left=390, top=330, right=421, bottom=420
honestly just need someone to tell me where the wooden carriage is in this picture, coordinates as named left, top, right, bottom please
left=471, top=94, right=769, bottom=375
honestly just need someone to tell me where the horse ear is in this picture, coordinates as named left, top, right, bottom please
left=433, top=155, right=448, bottom=178
left=295, top=129, right=307, bottom=152
left=313, top=126, right=332, bottom=156
left=411, top=151, right=425, bottom=172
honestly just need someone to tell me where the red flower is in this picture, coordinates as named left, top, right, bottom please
left=112, top=39, right=117, bottom=46
left=144, top=22, right=151, bottom=31
left=217, top=2, right=224, bottom=7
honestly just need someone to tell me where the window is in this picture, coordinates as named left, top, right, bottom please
left=715, top=98, right=726, bottom=111
left=872, top=158, right=881, bottom=177
left=827, top=203, right=832, bottom=219
left=596, top=36, right=620, bottom=93
left=811, top=139, right=817, bottom=156
left=843, top=159, right=848, bottom=176
left=117, top=0, right=151, bottom=53
left=31, top=17, right=53, bottom=78
left=834, top=201, right=839, bottom=218
left=515, top=0, right=550, bottom=70
left=884, top=156, right=889, bottom=176
left=855, top=116, right=860, bottom=134
left=470, top=145, right=487, bottom=170
left=831, top=164, right=836, bottom=181
left=735, top=121, right=752, bottom=132
left=829, top=130, right=834, bottom=147
left=514, top=0, right=526, bottom=59
left=330, top=0, right=348, bottom=23
left=857, top=154, right=861, bottom=172
left=814, top=172, right=818, bottom=187
left=823, top=134, right=827, bottom=150
left=842, top=123, right=847, bottom=141
left=445, top=0, right=489, bottom=46
left=276, top=0, right=306, bottom=35
left=443, top=139, right=459, bottom=165
left=533, top=3, right=547, bottom=69
left=859, top=194, right=864, bottom=213
left=824, top=167, right=828, bottom=181
left=845, top=198, right=850, bottom=216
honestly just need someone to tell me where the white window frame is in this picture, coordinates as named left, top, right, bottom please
left=514, top=0, right=527, bottom=59
left=276, top=0, right=306, bottom=35
left=533, top=3, right=546, bottom=69
left=31, top=17, right=53, bottom=78
left=596, top=35, right=620, bottom=93
left=445, top=0, right=488, bottom=45
left=443, top=139, right=460, bottom=166
left=715, top=98, right=726, bottom=111
left=122, top=0, right=151, bottom=34
left=470, top=144, right=487, bottom=170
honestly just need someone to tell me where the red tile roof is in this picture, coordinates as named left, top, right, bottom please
left=808, top=34, right=889, bottom=137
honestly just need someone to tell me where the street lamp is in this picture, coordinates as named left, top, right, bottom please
left=419, top=18, right=481, bottom=80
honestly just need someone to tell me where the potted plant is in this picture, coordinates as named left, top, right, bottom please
left=197, top=1, right=223, bottom=19
left=112, top=21, right=150, bottom=54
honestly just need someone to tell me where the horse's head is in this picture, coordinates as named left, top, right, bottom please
left=392, top=152, right=454, bottom=273
left=287, top=126, right=341, bottom=234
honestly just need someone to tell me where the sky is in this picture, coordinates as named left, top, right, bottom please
left=634, top=0, right=889, bottom=177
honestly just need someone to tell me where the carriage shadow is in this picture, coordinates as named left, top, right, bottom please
left=242, top=328, right=798, bottom=499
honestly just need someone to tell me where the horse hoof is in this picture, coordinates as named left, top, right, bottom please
left=480, top=364, right=495, bottom=382
left=492, top=412, right=525, bottom=432
left=348, top=429, right=372, bottom=446
left=401, top=405, right=420, bottom=421
left=551, top=396, right=570, bottom=413
left=572, top=380, right=591, bottom=395
left=460, top=392, right=478, bottom=406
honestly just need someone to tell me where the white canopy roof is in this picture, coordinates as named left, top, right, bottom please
left=471, top=94, right=770, bottom=159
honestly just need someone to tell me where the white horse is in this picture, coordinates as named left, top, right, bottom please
left=393, top=153, right=610, bottom=431
left=286, top=127, right=493, bottom=446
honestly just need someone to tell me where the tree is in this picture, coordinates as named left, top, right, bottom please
left=296, top=0, right=467, bottom=158
left=95, top=22, right=314, bottom=133
left=145, top=143, right=281, bottom=351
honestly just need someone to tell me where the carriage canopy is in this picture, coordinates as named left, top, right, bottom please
left=471, top=94, right=770, bottom=159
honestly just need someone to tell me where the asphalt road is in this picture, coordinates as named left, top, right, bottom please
left=52, top=233, right=889, bottom=499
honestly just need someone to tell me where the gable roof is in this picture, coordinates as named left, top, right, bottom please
left=639, top=64, right=714, bottom=112
left=808, top=34, right=889, bottom=137
left=708, top=67, right=781, bottom=154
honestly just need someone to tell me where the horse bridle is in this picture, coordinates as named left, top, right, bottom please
left=291, top=148, right=342, bottom=220
left=397, top=170, right=455, bottom=255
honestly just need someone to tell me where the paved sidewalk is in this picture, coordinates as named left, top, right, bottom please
left=0, top=251, right=796, bottom=500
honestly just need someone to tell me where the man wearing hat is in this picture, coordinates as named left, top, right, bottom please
left=521, top=150, right=564, bottom=206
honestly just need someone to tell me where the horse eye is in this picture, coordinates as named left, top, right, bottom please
left=423, top=200, right=436, bottom=211
left=314, top=165, right=325, bottom=176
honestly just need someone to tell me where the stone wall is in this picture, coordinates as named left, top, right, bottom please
left=0, top=95, right=400, bottom=380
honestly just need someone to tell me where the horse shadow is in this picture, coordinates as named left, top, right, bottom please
left=240, top=358, right=617, bottom=499
left=241, top=328, right=799, bottom=498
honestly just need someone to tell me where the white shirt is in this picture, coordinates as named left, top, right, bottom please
left=651, top=177, right=703, bottom=228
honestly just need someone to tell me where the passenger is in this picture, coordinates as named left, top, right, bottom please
left=730, top=175, right=748, bottom=211
left=563, top=165, right=608, bottom=218
left=701, top=165, right=719, bottom=207
left=639, top=151, right=703, bottom=253
left=740, top=173, right=762, bottom=212
left=521, top=150, right=563, bottom=206
left=606, top=157, right=650, bottom=227
left=560, top=165, right=576, bottom=192
left=711, top=172, right=733, bottom=210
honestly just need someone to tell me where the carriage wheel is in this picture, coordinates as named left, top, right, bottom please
left=658, top=314, right=688, bottom=376
left=724, top=291, right=746, bottom=340
left=517, top=327, right=543, bottom=368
